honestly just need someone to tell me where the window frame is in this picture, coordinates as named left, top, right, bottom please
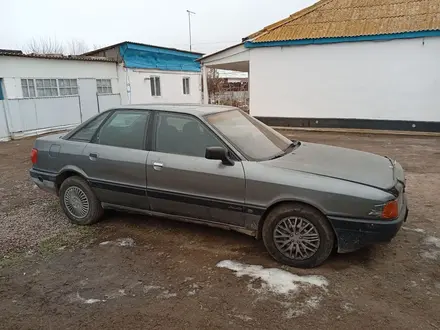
left=90, top=109, right=152, bottom=151
left=21, top=79, right=36, bottom=98
left=96, top=79, right=113, bottom=94
left=21, top=78, right=80, bottom=98
left=58, top=79, right=79, bottom=96
left=151, top=110, right=239, bottom=160
left=182, top=77, right=190, bottom=95
left=150, top=76, right=161, bottom=97
left=35, top=78, right=59, bottom=97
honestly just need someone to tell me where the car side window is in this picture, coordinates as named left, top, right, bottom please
left=69, top=112, right=111, bottom=142
left=155, top=112, right=223, bottom=157
left=95, top=110, right=150, bottom=150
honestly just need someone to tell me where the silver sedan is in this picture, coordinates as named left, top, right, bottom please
left=30, top=104, right=408, bottom=268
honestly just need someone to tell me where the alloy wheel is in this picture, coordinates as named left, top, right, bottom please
left=63, top=186, right=90, bottom=219
left=273, top=216, right=321, bottom=260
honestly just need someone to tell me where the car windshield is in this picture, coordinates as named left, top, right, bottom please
left=205, top=110, right=293, bottom=160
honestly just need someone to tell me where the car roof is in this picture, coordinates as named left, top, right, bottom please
left=113, top=103, right=237, bottom=116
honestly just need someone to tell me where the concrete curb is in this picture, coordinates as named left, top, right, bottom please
left=272, top=126, right=440, bottom=137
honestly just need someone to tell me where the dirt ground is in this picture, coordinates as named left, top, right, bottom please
left=1, top=131, right=440, bottom=330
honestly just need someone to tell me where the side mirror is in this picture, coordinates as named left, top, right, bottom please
left=205, top=146, right=235, bottom=166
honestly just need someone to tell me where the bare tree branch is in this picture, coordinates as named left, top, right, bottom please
left=66, top=39, right=90, bottom=55
left=26, top=37, right=64, bottom=54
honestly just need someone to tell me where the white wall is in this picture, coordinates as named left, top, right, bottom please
left=0, top=56, right=118, bottom=99
left=249, top=37, right=440, bottom=122
left=118, top=66, right=202, bottom=104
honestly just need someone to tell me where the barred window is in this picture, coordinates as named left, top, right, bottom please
left=97, top=79, right=112, bottom=94
left=36, top=79, right=58, bottom=97
left=150, top=76, right=161, bottom=96
left=183, top=77, right=190, bottom=95
left=58, top=79, right=78, bottom=96
left=21, top=79, right=36, bottom=98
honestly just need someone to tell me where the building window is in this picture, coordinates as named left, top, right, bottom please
left=21, top=79, right=36, bottom=98
left=58, top=79, right=79, bottom=96
left=183, top=77, right=190, bottom=95
left=150, top=76, right=161, bottom=97
left=97, top=79, right=112, bottom=94
left=36, top=79, right=58, bottom=97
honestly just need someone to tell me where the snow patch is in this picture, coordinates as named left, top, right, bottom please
left=143, top=285, right=162, bottom=294
left=280, top=296, right=324, bottom=319
left=216, top=260, right=328, bottom=295
left=117, top=238, right=135, bottom=247
left=143, top=285, right=176, bottom=299
left=69, top=292, right=104, bottom=304
left=99, top=238, right=135, bottom=247
left=421, top=236, right=440, bottom=260
left=105, top=289, right=126, bottom=300
left=425, top=236, right=440, bottom=248
left=230, top=314, right=253, bottom=322
left=402, top=227, right=425, bottom=233
left=157, top=290, right=177, bottom=299
left=342, top=302, right=354, bottom=313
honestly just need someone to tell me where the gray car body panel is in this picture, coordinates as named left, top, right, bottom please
left=30, top=104, right=407, bottom=253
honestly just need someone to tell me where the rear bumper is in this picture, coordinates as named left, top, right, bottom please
left=329, top=206, right=408, bottom=253
left=30, top=168, right=57, bottom=195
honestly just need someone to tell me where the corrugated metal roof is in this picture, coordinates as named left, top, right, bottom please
left=82, top=41, right=204, bottom=56
left=0, top=51, right=116, bottom=62
left=248, top=0, right=440, bottom=43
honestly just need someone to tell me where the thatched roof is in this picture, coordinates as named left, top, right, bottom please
left=247, top=0, right=440, bottom=43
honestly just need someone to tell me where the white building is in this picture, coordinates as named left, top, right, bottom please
left=200, top=0, right=440, bottom=132
left=0, top=52, right=120, bottom=141
left=0, top=42, right=204, bottom=141
left=83, top=42, right=203, bottom=105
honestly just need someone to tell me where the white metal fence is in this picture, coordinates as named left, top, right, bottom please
left=0, top=93, right=121, bottom=141
left=0, top=101, right=10, bottom=141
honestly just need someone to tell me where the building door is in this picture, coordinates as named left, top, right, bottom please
left=78, top=78, right=99, bottom=122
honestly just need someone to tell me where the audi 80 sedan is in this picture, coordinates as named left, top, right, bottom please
left=30, top=104, right=408, bottom=268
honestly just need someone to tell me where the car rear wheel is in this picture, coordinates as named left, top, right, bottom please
left=59, top=176, right=103, bottom=225
left=262, top=203, right=334, bottom=268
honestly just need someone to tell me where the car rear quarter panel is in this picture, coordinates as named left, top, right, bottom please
left=33, top=136, right=87, bottom=175
left=243, top=161, right=394, bottom=220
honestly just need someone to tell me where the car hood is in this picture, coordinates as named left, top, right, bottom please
left=264, top=142, right=395, bottom=190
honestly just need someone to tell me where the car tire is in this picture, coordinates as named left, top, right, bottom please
left=262, top=203, right=334, bottom=268
left=59, top=176, right=103, bottom=225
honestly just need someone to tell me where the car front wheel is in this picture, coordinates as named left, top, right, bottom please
left=59, top=176, right=103, bottom=225
left=262, top=203, right=334, bottom=268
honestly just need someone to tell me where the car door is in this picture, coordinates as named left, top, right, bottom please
left=81, top=109, right=151, bottom=209
left=146, top=111, right=246, bottom=226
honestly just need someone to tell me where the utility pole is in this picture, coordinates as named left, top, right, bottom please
left=187, top=10, right=196, bottom=51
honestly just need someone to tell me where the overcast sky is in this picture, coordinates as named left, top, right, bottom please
left=1, top=0, right=317, bottom=55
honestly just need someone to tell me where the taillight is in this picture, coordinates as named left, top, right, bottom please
left=30, top=148, right=38, bottom=164
left=381, top=200, right=399, bottom=219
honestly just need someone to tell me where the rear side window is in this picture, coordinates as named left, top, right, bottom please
left=96, top=110, right=150, bottom=150
left=69, top=113, right=110, bottom=142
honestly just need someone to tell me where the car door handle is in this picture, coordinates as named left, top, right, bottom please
left=153, top=162, right=163, bottom=171
left=89, top=153, right=98, bottom=161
